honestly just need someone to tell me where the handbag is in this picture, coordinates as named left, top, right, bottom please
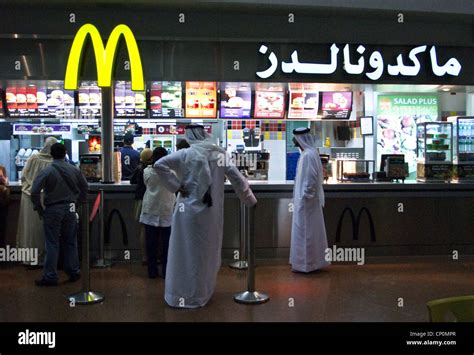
left=0, top=184, right=10, bottom=207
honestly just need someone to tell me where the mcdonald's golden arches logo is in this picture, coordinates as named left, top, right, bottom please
left=64, top=23, right=144, bottom=91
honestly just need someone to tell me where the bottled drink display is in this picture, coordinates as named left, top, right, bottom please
left=458, top=120, right=474, bottom=153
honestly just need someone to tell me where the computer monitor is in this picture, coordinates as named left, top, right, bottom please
left=380, top=154, right=404, bottom=172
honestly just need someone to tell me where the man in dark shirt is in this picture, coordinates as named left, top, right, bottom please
left=120, top=132, right=140, bottom=180
left=31, top=143, right=88, bottom=286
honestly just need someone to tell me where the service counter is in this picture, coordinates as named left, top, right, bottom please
left=5, top=180, right=474, bottom=261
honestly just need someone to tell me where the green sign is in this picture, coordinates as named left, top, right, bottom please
left=377, top=94, right=438, bottom=176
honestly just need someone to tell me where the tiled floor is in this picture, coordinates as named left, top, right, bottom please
left=1, top=256, right=473, bottom=322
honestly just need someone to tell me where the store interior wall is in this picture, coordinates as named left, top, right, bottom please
left=364, top=87, right=376, bottom=163
left=467, top=94, right=474, bottom=116
left=440, top=92, right=467, bottom=117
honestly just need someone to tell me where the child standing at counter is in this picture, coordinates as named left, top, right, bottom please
left=139, top=148, right=176, bottom=279
left=130, top=148, right=153, bottom=265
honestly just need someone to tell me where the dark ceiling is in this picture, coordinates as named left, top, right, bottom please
left=1, top=0, right=473, bottom=15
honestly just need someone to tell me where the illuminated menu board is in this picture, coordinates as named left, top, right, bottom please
left=150, top=81, right=184, bottom=118
left=16, top=86, right=28, bottom=116
left=5, top=82, right=74, bottom=118
left=319, top=91, right=353, bottom=119
left=50, top=81, right=75, bottom=117
left=37, top=85, right=48, bottom=117
left=0, top=89, right=4, bottom=117
left=115, top=81, right=127, bottom=117
left=220, top=82, right=252, bottom=118
left=287, top=83, right=319, bottom=119
left=115, top=81, right=146, bottom=117
left=79, top=82, right=101, bottom=118
left=185, top=81, right=217, bottom=118
left=6, top=86, right=17, bottom=116
left=254, top=83, right=285, bottom=119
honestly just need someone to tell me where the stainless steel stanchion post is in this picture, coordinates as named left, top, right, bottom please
left=233, top=205, right=269, bottom=304
left=93, top=189, right=111, bottom=268
left=68, top=202, right=105, bottom=305
left=100, top=86, right=114, bottom=184
left=229, top=202, right=248, bottom=269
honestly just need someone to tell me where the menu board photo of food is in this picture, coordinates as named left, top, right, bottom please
left=320, top=91, right=353, bottom=119
left=162, top=81, right=183, bottom=118
left=377, top=94, right=438, bottom=175
left=220, top=83, right=252, bottom=118
left=288, top=91, right=319, bottom=119
left=6, top=86, right=17, bottom=116
left=26, top=85, right=38, bottom=116
left=47, top=88, right=64, bottom=117
left=115, top=81, right=127, bottom=117
left=78, top=84, right=89, bottom=117
left=185, top=81, right=217, bottom=118
left=115, top=81, right=144, bottom=117
left=13, top=123, right=71, bottom=135
left=125, top=83, right=136, bottom=116
left=37, top=86, right=48, bottom=117
left=254, top=90, right=285, bottom=119
left=79, top=82, right=101, bottom=118
left=134, top=88, right=146, bottom=117
left=63, top=90, right=75, bottom=117
left=3, top=81, right=76, bottom=118
left=150, top=82, right=162, bottom=117
left=16, top=86, right=28, bottom=116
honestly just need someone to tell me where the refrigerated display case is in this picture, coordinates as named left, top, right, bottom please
left=416, top=122, right=453, bottom=182
left=448, top=116, right=474, bottom=181
left=80, top=154, right=102, bottom=182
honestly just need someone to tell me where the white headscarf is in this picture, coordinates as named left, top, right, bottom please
left=184, top=125, right=226, bottom=203
left=294, top=129, right=325, bottom=207
left=21, top=137, right=58, bottom=194
left=185, top=125, right=212, bottom=144
left=40, top=137, right=58, bottom=155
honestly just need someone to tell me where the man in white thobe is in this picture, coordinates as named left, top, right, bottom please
left=155, top=125, right=257, bottom=308
left=290, top=127, right=330, bottom=273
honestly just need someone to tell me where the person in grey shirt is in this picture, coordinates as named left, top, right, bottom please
left=31, top=143, right=88, bottom=286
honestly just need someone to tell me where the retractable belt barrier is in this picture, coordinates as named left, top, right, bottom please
left=68, top=201, right=105, bottom=305
left=234, top=205, right=269, bottom=305
left=94, top=189, right=112, bottom=268
left=229, top=202, right=248, bottom=270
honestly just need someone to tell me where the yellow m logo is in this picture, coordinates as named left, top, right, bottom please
left=64, top=23, right=144, bottom=91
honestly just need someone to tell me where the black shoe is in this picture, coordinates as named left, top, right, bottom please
left=35, top=278, right=58, bottom=287
left=68, top=273, right=81, bottom=283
